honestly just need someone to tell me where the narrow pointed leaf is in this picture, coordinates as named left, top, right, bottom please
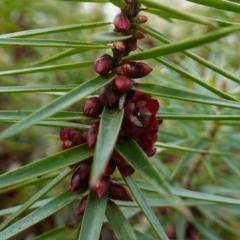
left=135, top=83, right=240, bottom=110
left=124, top=177, right=169, bottom=240
left=106, top=201, right=137, bottom=240
left=77, top=190, right=108, bottom=240
left=222, top=157, right=240, bottom=178
left=188, top=0, right=240, bottom=14
left=0, top=190, right=83, bottom=239
left=0, top=22, right=111, bottom=38
left=123, top=25, right=240, bottom=60
left=0, top=74, right=116, bottom=142
left=0, top=61, right=94, bottom=76
left=170, top=137, right=207, bottom=179
left=91, top=108, right=123, bottom=183
left=0, top=144, right=93, bottom=189
left=0, top=38, right=110, bottom=48
left=0, top=168, right=73, bottom=230
left=0, top=110, right=90, bottom=122
left=137, top=25, right=240, bottom=85
left=109, top=0, right=126, bottom=8
left=155, top=142, right=232, bottom=156
left=92, top=32, right=132, bottom=43
left=153, top=56, right=238, bottom=102
left=139, top=0, right=211, bottom=26
left=116, top=138, right=180, bottom=207
left=34, top=225, right=78, bottom=240
left=157, top=112, right=240, bottom=121
left=134, top=230, right=157, bottom=240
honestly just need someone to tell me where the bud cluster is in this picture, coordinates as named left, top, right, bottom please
left=59, top=1, right=163, bottom=217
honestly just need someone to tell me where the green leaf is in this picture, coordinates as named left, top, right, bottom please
left=92, top=31, right=132, bottom=43
left=124, top=177, right=169, bottom=240
left=106, top=201, right=137, bottom=240
left=0, top=144, right=93, bottom=189
left=135, top=83, right=240, bottom=110
left=188, top=0, right=240, bottom=13
left=0, top=22, right=111, bottom=38
left=0, top=38, right=110, bottom=48
left=77, top=190, right=108, bottom=240
left=123, top=25, right=240, bottom=60
left=91, top=108, right=123, bottom=183
left=134, top=230, right=157, bottom=240
left=109, top=0, right=126, bottom=8
left=0, top=61, right=94, bottom=76
left=58, top=0, right=107, bottom=2
left=0, top=74, right=116, bottom=142
left=0, top=190, right=84, bottom=239
left=0, top=85, right=76, bottom=93
left=116, top=138, right=180, bottom=207
left=137, top=25, right=240, bottom=85
left=221, top=157, right=240, bottom=178
left=170, top=137, right=207, bottom=179
left=157, top=112, right=240, bottom=121
left=0, top=198, right=54, bottom=217
left=155, top=142, right=232, bottom=156
left=0, top=168, right=73, bottom=230
left=152, top=56, right=238, bottom=102
left=34, top=225, right=78, bottom=240
left=139, top=0, right=211, bottom=26
left=30, top=49, right=86, bottom=66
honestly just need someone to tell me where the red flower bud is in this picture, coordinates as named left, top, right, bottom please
left=99, top=85, right=120, bottom=107
left=133, top=30, right=146, bottom=40
left=102, top=161, right=116, bottom=177
left=114, top=75, right=133, bottom=93
left=111, top=150, right=127, bottom=167
left=86, top=126, right=97, bottom=148
left=116, top=62, right=152, bottom=78
left=61, top=141, right=72, bottom=150
left=60, top=128, right=71, bottom=142
left=69, top=129, right=86, bottom=146
left=135, top=15, right=148, bottom=24
left=93, top=176, right=110, bottom=198
left=70, top=169, right=88, bottom=191
left=109, top=180, right=133, bottom=201
left=128, top=38, right=138, bottom=51
left=114, top=13, right=131, bottom=32
left=144, top=146, right=157, bottom=157
left=113, top=41, right=126, bottom=51
left=118, top=164, right=135, bottom=178
left=94, top=54, right=113, bottom=75
left=79, top=160, right=92, bottom=180
left=83, top=97, right=103, bottom=117
left=77, top=195, right=88, bottom=216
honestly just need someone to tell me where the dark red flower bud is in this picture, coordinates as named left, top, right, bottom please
left=116, top=62, right=152, bottom=78
left=128, top=38, right=138, bottom=51
left=113, top=41, right=126, bottom=51
left=111, top=150, right=127, bottom=166
left=86, top=126, right=97, bottom=148
left=70, top=169, right=88, bottom=191
left=133, top=30, right=146, bottom=40
left=77, top=195, right=88, bottom=216
left=61, top=140, right=72, bottom=150
left=102, top=161, right=116, bottom=177
left=114, top=75, right=133, bottom=93
left=109, top=180, right=133, bottom=201
left=135, top=15, right=148, bottom=24
left=144, top=146, right=157, bottom=157
left=94, top=54, right=113, bottom=75
left=79, top=160, right=92, bottom=180
left=114, top=13, right=131, bottom=32
left=99, top=85, right=120, bottom=107
left=93, top=176, right=110, bottom=198
left=83, top=97, right=103, bottom=117
left=60, top=128, right=71, bottom=142
left=118, top=164, right=135, bottom=178
left=69, top=129, right=86, bottom=146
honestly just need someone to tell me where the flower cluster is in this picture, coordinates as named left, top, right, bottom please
left=59, top=1, right=162, bottom=216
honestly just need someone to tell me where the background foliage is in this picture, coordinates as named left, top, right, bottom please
left=1, top=0, right=240, bottom=239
